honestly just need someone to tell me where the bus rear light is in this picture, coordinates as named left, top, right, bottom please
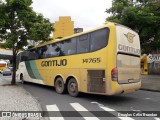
left=111, top=68, right=118, bottom=81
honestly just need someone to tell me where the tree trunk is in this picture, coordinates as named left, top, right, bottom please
left=11, top=49, right=17, bottom=85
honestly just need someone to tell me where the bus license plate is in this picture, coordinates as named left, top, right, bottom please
left=128, top=79, right=134, bottom=83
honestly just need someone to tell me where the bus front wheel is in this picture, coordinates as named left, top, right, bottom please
left=67, top=78, right=79, bottom=97
left=55, top=77, right=66, bottom=94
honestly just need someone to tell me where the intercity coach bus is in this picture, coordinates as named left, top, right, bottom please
left=16, top=22, right=141, bottom=97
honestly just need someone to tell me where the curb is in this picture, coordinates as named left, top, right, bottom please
left=20, top=85, right=43, bottom=111
left=20, top=86, right=47, bottom=120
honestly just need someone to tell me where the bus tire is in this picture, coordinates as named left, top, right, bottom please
left=20, top=74, right=25, bottom=84
left=67, top=78, right=79, bottom=97
left=55, top=77, right=66, bottom=94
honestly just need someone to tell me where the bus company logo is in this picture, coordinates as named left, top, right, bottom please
left=124, top=32, right=135, bottom=43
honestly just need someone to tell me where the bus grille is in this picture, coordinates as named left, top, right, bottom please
left=87, top=70, right=105, bottom=93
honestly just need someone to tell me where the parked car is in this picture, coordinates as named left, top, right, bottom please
left=8, top=66, right=13, bottom=71
left=1, top=68, right=12, bottom=76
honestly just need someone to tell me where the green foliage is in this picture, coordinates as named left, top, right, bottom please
left=0, top=0, right=53, bottom=51
left=0, top=0, right=54, bottom=84
left=106, top=0, right=160, bottom=54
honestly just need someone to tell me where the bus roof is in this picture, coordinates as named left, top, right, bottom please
left=0, top=60, right=7, bottom=64
left=31, top=22, right=115, bottom=49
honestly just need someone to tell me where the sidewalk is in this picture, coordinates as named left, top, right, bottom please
left=141, top=75, right=160, bottom=92
left=0, top=78, right=45, bottom=120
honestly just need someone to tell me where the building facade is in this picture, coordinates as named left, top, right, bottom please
left=53, top=16, right=74, bottom=38
left=74, top=28, right=83, bottom=33
left=141, top=54, right=160, bottom=75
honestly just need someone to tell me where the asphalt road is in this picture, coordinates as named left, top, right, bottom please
left=1, top=75, right=160, bottom=120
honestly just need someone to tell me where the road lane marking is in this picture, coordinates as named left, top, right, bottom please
left=91, top=101, right=135, bottom=120
left=100, top=106, right=135, bottom=120
left=70, top=102, right=100, bottom=120
left=46, top=104, right=64, bottom=120
left=154, top=117, right=160, bottom=120
left=130, top=107, right=141, bottom=112
left=145, top=98, right=151, bottom=100
left=91, top=102, right=104, bottom=107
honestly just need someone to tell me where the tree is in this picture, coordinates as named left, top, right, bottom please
left=106, top=0, right=160, bottom=54
left=0, top=0, right=53, bottom=85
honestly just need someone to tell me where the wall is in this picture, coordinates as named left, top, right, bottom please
left=148, top=54, right=160, bottom=75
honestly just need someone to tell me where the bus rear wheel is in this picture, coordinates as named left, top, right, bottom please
left=55, top=77, right=66, bottom=94
left=67, top=78, right=79, bottom=97
left=20, top=74, right=25, bottom=84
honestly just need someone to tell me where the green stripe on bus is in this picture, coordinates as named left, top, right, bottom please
left=25, top=61, right=43, bottom=80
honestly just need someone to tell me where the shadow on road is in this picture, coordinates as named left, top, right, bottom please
left=19, top=81, right=136, bottom=105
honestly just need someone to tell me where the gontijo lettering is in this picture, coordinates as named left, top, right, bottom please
left=118, top=44, right=140, bottom=55
left=41, top=59, right=67, bottom=67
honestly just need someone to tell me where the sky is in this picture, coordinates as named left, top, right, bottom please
left=31, top=0, right=112, bottom=31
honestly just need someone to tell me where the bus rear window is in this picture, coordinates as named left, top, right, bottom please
left=117, top=54, right=140, bottom=68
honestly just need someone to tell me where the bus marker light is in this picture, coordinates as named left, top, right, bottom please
left=111, top=68, right=118, bottom=81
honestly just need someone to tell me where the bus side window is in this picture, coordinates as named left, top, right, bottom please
left=77, top=34, right=89, bottom=54
left=90, top=28, right=109, bottom=52
left=45, top=44, right=52, bottom=58
left=29, top=49, right=37, bottom=60
left=49, top=43, right=61, bottom=57
left=21, top=51, right=29, bottom=61
left=61, top=38, right=77, bottom=55
left=68, top=50, right=76, bottom=55
left=39, top=46, right=47, bottom=59
left=55, top=45, right=65, bottom=56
